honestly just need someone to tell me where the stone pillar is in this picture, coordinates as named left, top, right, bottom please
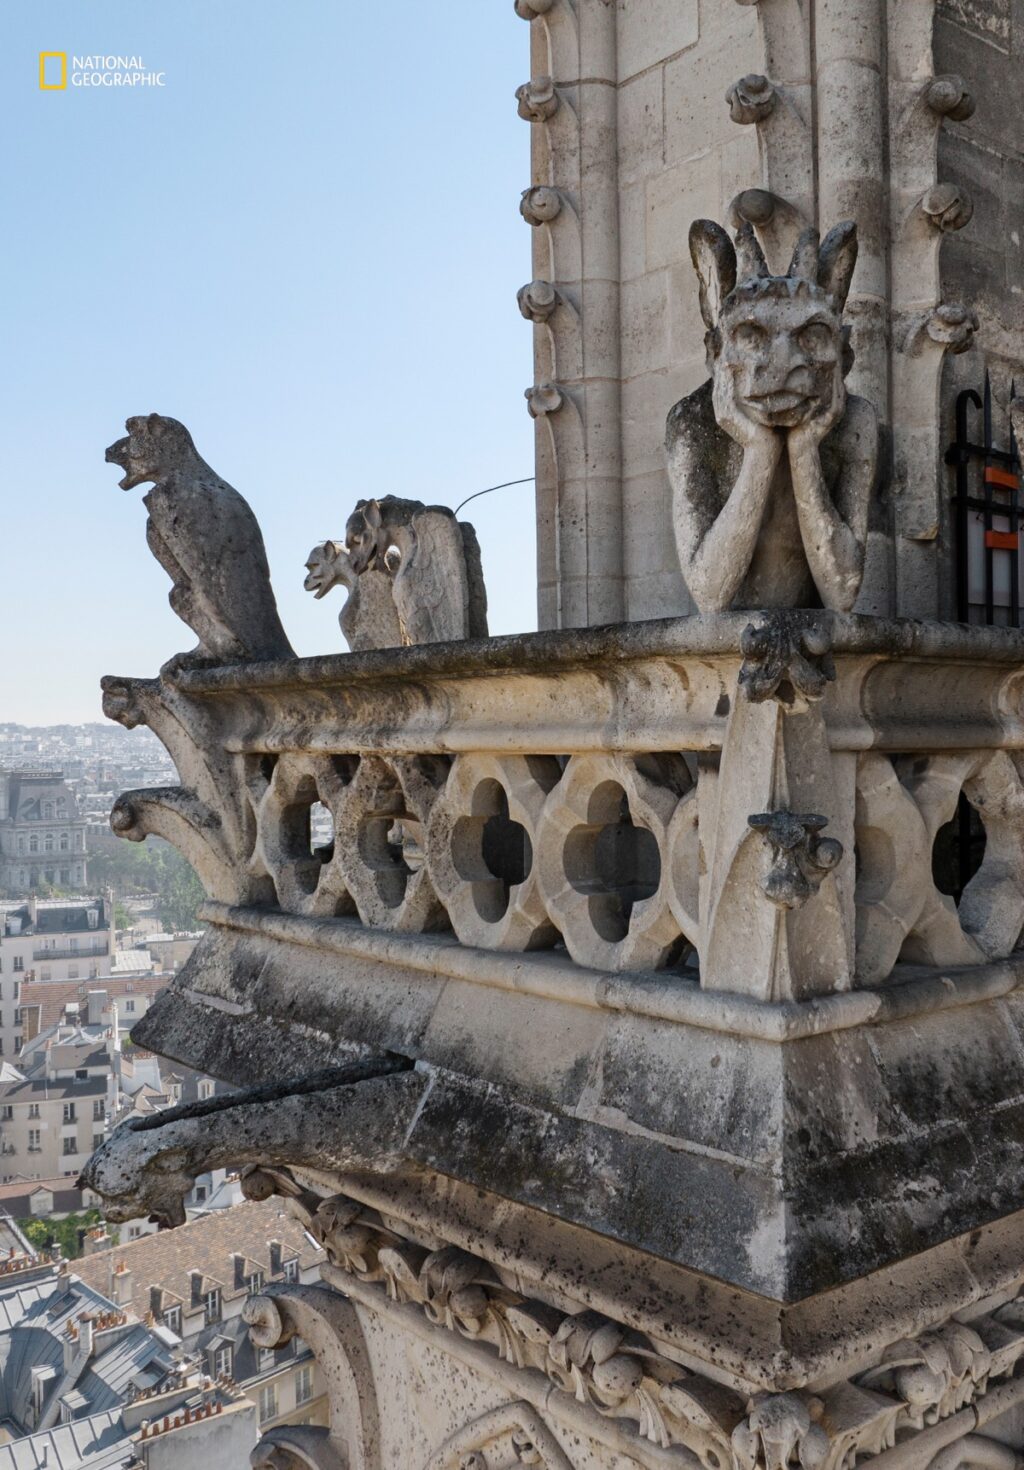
left=519, top=0, right=624, bottom=630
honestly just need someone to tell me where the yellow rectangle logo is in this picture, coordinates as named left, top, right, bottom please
left=39, top=52, right=67, bottom=90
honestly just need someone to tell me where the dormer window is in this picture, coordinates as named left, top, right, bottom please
left=204, top=1288, right=221, bottom=1324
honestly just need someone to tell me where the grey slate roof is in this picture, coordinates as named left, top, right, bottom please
left=0, top=1410, right=129, bottom=1470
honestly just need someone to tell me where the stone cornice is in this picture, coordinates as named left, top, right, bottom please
left=249, top=1171, right=1024, bottom=1470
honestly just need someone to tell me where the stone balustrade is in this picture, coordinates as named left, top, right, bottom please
left=104, top=610, right=1024, bottom=1005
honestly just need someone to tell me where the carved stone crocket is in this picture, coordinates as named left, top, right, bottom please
left=106, top=414, right=295, bottom=669
left=666, top=221, right=878, bottom=614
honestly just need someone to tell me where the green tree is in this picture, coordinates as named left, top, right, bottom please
left=17, top=1209, right=115, bottom=1260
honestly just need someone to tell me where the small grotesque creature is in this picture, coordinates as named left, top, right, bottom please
left=106, top=414, right=294, bottom=668
left=311, top=495, right=489, bottom=647
left=304, top=540, right=404, bottom=652
left=667, top=221, right=878, bottom=613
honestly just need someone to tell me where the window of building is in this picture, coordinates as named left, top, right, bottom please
left=213, top=1344, right=232, bottom=1379
left=63, top=1103, right=76, bottom=1123
left=12, top=959, right=22, bottom=974
left=28, top=1129, right=40, bottom=1151
left=124, top=1000, right=135, bottom=1013
left=59, top=835, right=69, bottom=852
left=0, top=1106, right=12, bottom=1121
left=13, top=982, right=19, bottom=1000
left=92, top=1132, right=104, bottom=1150
left=39, top=969, right=50, bottom=982
left=258, top=1385, right=277, bottom=1423
left=295, top=1365, right=313, bottom=1405
left=28, top=1104, right=39, bottom=1119
left=28, top=837, right=38, bottom=854
left=43, top=835, right=53, bottom=854
left=194, top=1184, right=207, bottom=1202
left=258, top=1347, right=275, bottom=1371
left=69, top=938, right=78, bottom=951
left=42, top=803, right=53, bottom=820
left=248, top=1271, right=264, bottom=1295
left=198, top=1079, right=214, bottom=1100
left=204, top=1289, right=221, bottom=1325
left=14, top=1011, right=23, bottom=1028
left=92, top=1100, right=104, bottom=1121
left=62, top=1138, right=76, bottom=1156
left=163, top=1305, right=181, bottom=1335
left=283, top=1259, right=299, bottom=1284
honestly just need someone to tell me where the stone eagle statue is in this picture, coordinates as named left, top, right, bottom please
left=305, top=495, right=488, bottom=649
left=106, top=414, right=295, bottom=668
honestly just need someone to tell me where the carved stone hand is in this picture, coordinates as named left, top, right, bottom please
left=713, top=370, right=784, bottom=456
left=786, top=365, right=847, bottom=455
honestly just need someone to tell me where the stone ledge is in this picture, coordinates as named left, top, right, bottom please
left=198, top=902, right=1024, bottom=1043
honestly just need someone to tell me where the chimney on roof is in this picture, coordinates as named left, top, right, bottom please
left=268, top=1240, right=282, bottom=1276
left=190, top=1271, right=204, bottom=1307
left=232, top=1253, right=246, bottom=1290
left=27, top=895, right=37, bottom=924
left=149, top=1285, right=162, bottom=1318
left=87, top=990, right=108, bottom=1027
left=82, top=1225, right=111, bottom=1257
left=112, top=1261, right=133, bottom=1308
left=79, top=1315, right=94, bottom=1359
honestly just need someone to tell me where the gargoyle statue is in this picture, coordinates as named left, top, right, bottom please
left=307, top=496, right=487, bottom=646
left=303, top=540, right=403, bottom=652
left=667, top=221, right=878, bottom=613
left=78, top=1058, right=425, bottom=1229
left=106, top=414, right=295, bottom=669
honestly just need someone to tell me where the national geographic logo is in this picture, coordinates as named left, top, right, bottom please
left=39, top=53, right=166, bottom=90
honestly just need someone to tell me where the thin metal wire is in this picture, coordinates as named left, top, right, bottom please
left=454, top=477, right=535, bottom=516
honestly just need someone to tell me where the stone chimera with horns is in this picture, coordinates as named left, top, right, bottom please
left=667, top=221, right=879, bottom=614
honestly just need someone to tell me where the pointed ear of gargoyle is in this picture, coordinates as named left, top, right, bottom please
left=689, top=219, right=737, bottom=331
left=734, top=221, right=769, bottom=283
left=818, top=221, right=858, bottom=312
left=789, top=227, right=820, bottom=283
left=364, top=499, right=382, bottom=530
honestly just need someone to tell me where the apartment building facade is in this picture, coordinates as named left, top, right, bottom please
left=0, top=897, right=115, bottom=1058
left=0, top=771, right=88, bottom=892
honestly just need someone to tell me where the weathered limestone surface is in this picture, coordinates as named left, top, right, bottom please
left=524, top=1, right=990, bottom=628
left=80, top=4, right=1024, bottom=1467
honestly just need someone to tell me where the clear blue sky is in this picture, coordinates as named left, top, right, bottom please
left=1, top=2, right=535, bottom=723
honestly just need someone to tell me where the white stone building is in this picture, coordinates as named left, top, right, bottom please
left=0, top=771, right=88, bottom=892
left=0, top=897, right=115, bottom=1058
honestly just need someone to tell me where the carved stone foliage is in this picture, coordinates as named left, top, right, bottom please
left=520, top=186, right=563, bottom=226
left=423, top=1403, right=573, bottom=1470
left=516, top=77, right=559, bottom=123
left=747, top=812, right=843, bottom=910
left=726, top=73, right=778, bottom=126
left=265, top=1178, right=1024, bottom=1470
left=738, top=616, right=835, bottom=708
